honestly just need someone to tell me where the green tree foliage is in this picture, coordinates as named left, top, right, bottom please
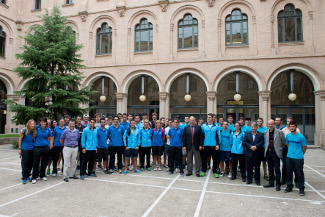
left=6, top=6, right=95, bottom=124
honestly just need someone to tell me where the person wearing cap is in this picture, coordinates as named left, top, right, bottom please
left=60, top=119, right=80, bottom=182
left=81, top=114, right=90, bottom=127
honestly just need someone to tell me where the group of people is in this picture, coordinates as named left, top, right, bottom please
left=18, top=112, right=308, bottom=196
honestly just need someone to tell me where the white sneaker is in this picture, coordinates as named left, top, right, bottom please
left=32, top=179, right=36, bottom=184
left=154, top=167, right=157, bottom=171
left=42, top=177, right=48, bottom=181
left=220, top=172, right=224, bottom=177
left=228, top=172, right=232, bottom=178
left=175, top=168, right=180, bottom=173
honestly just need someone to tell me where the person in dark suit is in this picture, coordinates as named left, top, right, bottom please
left=182, top=116, right=202, bottom=177
left=243, top=122, right=265, bottom=186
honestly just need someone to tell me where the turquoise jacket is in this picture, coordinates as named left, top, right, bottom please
left=201, top=123, right=219, bottom=147
left=140, top=128, right=153, bottom=147
left=231, top=131, right=245, bottom=154
left=81, top=127, right=98, bottom=150
left=123, top=128, right=141, bottom=149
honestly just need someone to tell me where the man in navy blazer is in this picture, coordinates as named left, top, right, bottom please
left=243, top=122, right=265, bottom=186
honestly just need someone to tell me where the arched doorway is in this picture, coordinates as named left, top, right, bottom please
left=170, top=74, right=207, bottom=120
left=90, top=77, right=117, bottom=117
left=127, top=75, right=159, bottom=118
left=217, top=72, right=259, bottom=122
left=0, top=79, right=7, bottom=134
left=271, top=70, right=315, bottom=144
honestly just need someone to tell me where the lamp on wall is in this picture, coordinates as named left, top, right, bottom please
left=100, top=76, right=107, bottom=102
left=139, top=75, right=146, bottom=102
left=234, top=72, right=241, bottom=101
left=184, top=73, right=191, bottom=102
left=288, top=71, right=297, bottom=101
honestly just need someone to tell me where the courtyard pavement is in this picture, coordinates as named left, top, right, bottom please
left=0, top=144, right=324, bottom=217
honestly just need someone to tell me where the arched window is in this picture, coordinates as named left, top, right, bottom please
left=178, top=14, right=198, bottom=49
left=225, top=9, right=248, bottom=45
left=278, top=4, right=303, bottom=43
left=135, top=18, right=153, bottom=52
left=0, top=26, right=6, bottom=58
left=96, top=23, right=112, bottom=55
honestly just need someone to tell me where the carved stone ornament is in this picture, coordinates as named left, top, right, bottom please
left=158, top=0, right=169, bottom=12
left=116, top=6, right=126, bottom=17
left=16, top=20, right=23, bottom=31
left=206, top=0, right=216, bottom=7
left=78, top=11, right=88, bottom=22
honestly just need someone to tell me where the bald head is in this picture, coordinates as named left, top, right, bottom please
left=190, top=116, right=196, bottom=126
left=268, top=119, right=275, bottom=131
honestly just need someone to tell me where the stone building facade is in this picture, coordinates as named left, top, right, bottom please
left=0, top=0, right=325, bottom=146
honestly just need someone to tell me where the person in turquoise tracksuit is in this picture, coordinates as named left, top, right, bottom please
left=123, top=120, right=141, bottom=174
left=230, top=122, right=246, bottom=182
left=200, top=113, right=220, bottom=178
left=219, top=121, right=233, bottom=178
left=140, top=119, right=153, bottom=171
left=80, top=119, right=98, bottom=179
left=257, top=117, right=269, bottom=181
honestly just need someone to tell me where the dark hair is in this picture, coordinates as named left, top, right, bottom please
left=113, top=115, right=119, bottom=120
left=130, top=120, right=135, bottom=123
left=245, top=117, right=251, bottom=121
left=173, top=118, right=179, bottom=122
left=239, top=117, right=245, bottom=121
left=257, top=117, right=263, bottom=123
left=50, top=120, right=56, bottom=129
left=227, top=115, right=233, bottom=119
left=160, top=117, right=165, bottom=121
left=64, top=115, right=70, bottom=118
left=289, top=121, right=297, bottom=127
left=276, top=117, right=282, bottom=121
left=89, top=118, right=96, bottom=122
left=142, top=113, right=148, bottom=116
left=219, top=117, right=224, bottom=120
left=69, top=119, right=75, bottom=123
left=207, top=113, right=213, bottom=118
left=107, top=116, right=113, bottom=120
left=234, top=122, right=241, bottom=131
left=100, top=117, right=106, bottom=122
left=40, top=117, right=47, bottom=123
left=122, top=113, right=127, bottom=116
left=135, top=114, right=140, bottom=118
left=152, top=112, right=158, bottom=116
left=117, top=113, right=122, bottom=116
left=199, top=117, right=204, bottom=120
left=59, top=118, right=65, bottom=122
left=76, top=116, right=82, bottom=119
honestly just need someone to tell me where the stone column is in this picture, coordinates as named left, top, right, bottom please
left=258, top=91, right=271, bottom=123
left=207, top=91, right=217, bottom=115
left=159, top=92, right=169, bottom=119
left=314, top=90, right=325, bottom=147
left=5, top=94, right=21, bottom=134
left=116, top=93, right=127, bottom=114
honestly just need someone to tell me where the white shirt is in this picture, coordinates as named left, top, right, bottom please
left=165, top=127, right=171, bottom=145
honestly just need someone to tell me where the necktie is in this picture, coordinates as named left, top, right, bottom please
left=191, top=126, right=194, bottom=144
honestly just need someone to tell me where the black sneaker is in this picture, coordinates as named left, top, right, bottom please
left=276, top=185, right=281, bottom=191
left=64, top=177, right=69, bottom=182
left=299, top=189, right=305, bottom=196
left=230, top=176, right=236, bottom=180
left=284, top=187, right=292, bottom=193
